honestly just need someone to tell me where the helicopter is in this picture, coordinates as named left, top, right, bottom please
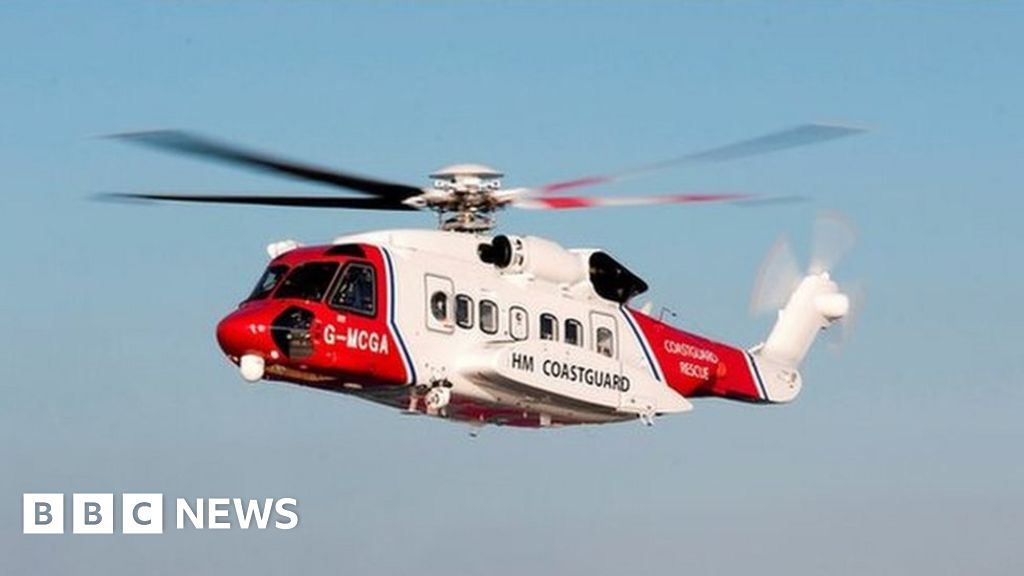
left=108, top=124, right=862, bottom=428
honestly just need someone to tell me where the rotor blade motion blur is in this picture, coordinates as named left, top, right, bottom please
left=809, top=211, right=857, bottom=274
left=513, top=192, right=754, bottom=210
left=111, top=130, right=425, bottom=200
left=105, top=122, right=865, bottom=233
left=750, top=236, right=803, bottom=315
left=750, top=212, right=862, bottom=333
left=828, top=280, right=866, bottom=353
left=102, top=193, right=420, bottom=210
left=536, top=123, right=865, bottom=195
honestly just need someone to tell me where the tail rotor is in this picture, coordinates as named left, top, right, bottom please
left=809, top=211, right=857, bottom=275
left=749, top=236, right=802, bottom=316
left=827, top=279, right=866, bottom=353
left=750, top=212, right=862, bottom=365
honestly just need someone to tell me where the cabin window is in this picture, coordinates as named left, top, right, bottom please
left=430, top=291, right=449, bottom=322
left=455, top=294, right=474, bottom=329
left=540, top=313, right=558, bottom=341
left=274, top=262, right=339, bottom=301
left=424, top=274, right=455, bottom=333
left=247, top=264, right=289, bottom=301
left=510, top=306, right=528, bottom=340
left=329, top=262, right=376, bottom=316
left=480, top=300, right=499, bottom=335
left=596, top=327, right=615, bottom=358
left=565, top=319, right=583, bottom=347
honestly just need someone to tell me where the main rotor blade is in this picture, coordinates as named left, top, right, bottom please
left=537, top=123, right=865, bottom=195
left=110, top=130, right=425, bottom=200
left=101, top=192, right=421, bottom=210
left=512, top=192, right=753, bottom=210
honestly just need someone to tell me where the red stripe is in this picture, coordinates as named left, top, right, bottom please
left=540, top=176, right=611, bottom=194
left=531, top=197, right=596, bottom=209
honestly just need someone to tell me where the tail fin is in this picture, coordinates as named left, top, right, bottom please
left=749, top=272, right=849, bottom=402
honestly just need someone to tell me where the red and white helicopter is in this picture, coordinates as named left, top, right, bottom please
left=110, top=124, right=862, bottom=428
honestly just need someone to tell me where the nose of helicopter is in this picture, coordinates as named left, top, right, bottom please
left=216, top=305, right=275, bottom=362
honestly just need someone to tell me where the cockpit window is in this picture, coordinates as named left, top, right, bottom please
left=274, top=262, right=339, bottom=301
left=329, top=263, right=376, bottom=316
left=247, top=265, right=289, bottom=301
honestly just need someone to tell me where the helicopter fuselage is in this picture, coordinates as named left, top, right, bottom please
left=215, top=229, right=792, bottom=428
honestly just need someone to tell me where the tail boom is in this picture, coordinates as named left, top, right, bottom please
left=626, top=272, right=847, bottom=406
left=626, top=310, right=785, bottom=404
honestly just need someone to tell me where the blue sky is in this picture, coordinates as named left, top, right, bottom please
left=2, top=2, right=1022, bottom=574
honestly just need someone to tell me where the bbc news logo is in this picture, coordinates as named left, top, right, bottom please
left=23, top=493, right=299, bottom=534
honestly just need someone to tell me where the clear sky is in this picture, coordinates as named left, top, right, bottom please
left=2, top=2, right=1022, bottom=574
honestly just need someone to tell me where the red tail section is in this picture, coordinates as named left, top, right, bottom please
left=626, top=309, right=768, bottom=403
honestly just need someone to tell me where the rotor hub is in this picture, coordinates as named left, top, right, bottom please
left=439, top=211, right=496, bottom=233
left=424, top=164, right=506, bottom=232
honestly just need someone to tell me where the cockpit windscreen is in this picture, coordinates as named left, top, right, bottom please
left=247, top=265, right=289, bottom=301
left=274, top=262, right=339, bottom=301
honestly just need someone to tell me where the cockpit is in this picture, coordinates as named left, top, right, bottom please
left=243, top=246, right=377, bottom=317
left=228, top=244, right=380, bottom=362
left=273, top=262, right=337, bottom=301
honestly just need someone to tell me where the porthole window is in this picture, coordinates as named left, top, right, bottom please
left=480, top=300, right=499, bottom=335
left=424, top=274, right=454, bottom=334
left=510, top=306, right=528, bottom=340
left=596, top=327, right=615, bottom=358
left=455, top=294, right=474, bottom=329
left=540, top=313, right=558, bottom=341
left=565, top=319, right=583, bottom=347
left=430, top=291, right=449, bottom=322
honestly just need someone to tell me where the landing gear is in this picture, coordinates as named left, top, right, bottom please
left=636, top=404, right=657, bottom=427
left=424, top=386, right=452, bottom=411
left=406, top=379, right=454, bottom=416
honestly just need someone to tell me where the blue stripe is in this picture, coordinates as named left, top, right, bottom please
left=620, top=305, right=662, bottom=382
left=381, top=247, right=416, bottom=385
left=745, top=352, right=768, bottom=400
